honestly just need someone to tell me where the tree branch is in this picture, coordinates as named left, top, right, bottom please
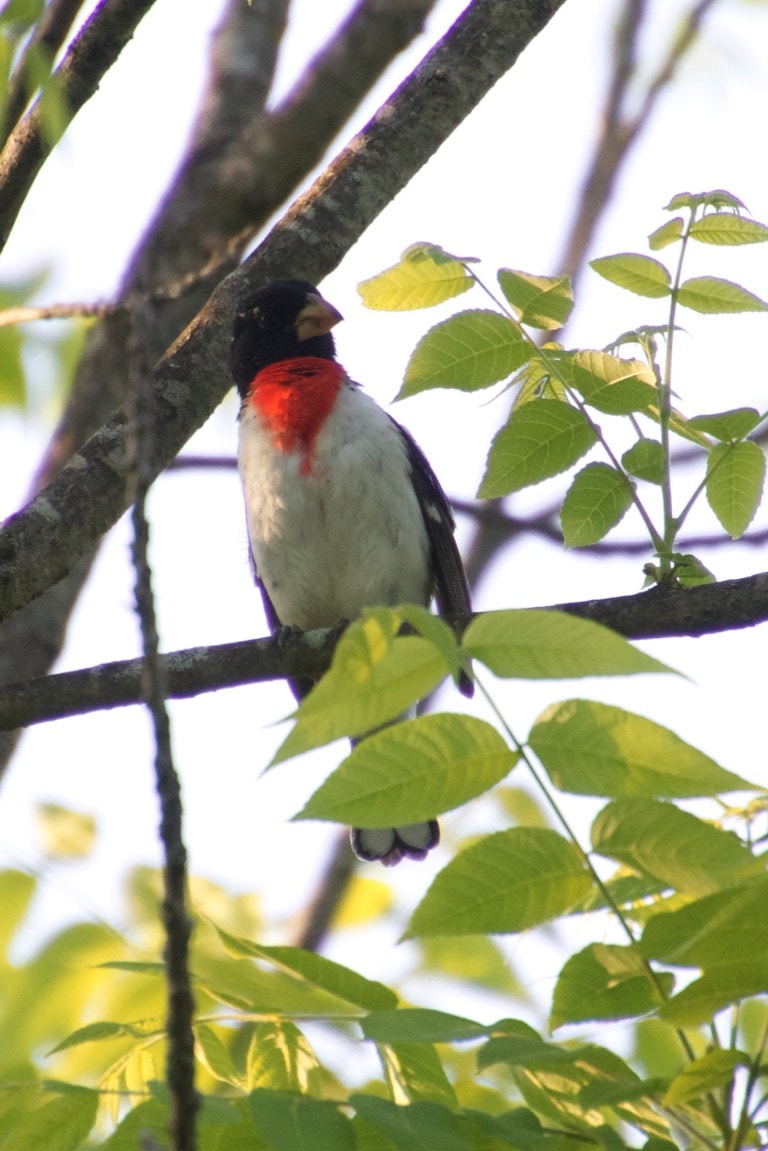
left=0, top=0, right=567, bottom=628
left=0, top=0, right=160, bottom=253
left=3, top=571, right=768, bottom=732
left=1, top=0, right=88, bottom=143
left=126, top=303, right=198, bottom=1151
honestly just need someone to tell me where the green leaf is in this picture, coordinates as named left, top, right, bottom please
left=478, top=399, right=596, bottom=497
left=296, top=714, right=516, bottom=826
left=397, top=603, right=464, bottom=685
left=590, top=254, right=671, bottom=298
left=529, top=699, right=754, bottom=798
left=378, top=1042, right=458, bottom=1108
left=551, top=944, right=673, bottom=1029
left=706, top=440, right=766, bottom=537
left=560, top=463, right=634, bottom=547
left=351, top=1096, right=471, bottom=1151
left=689, top=214, right=768, bottom=245
left=358, top=244, right=475, bottom=310
left=0, top=869, right=36, bottom=961
left=648, top=218, right=684, bottom=250
left=212, top=929, right=397, bottom=1011
left=663, top=1050, right=747, bottom=1107
left=567, top=350, right=658, bottom=415
left=196, top=1023, right=243, bottom=1087
left=405, top=829, right=592, bottom=938
left=34, top=802, right=96, bottom=860
left=638, top=883, right=768, bottom=1025
left=362, top=1009, right=490, bottom=1045
left=592, top=798, right=763, bottom=896
left=687, top=407, right=761, bottom=441
left=511, top=352, right=569, bottom=407
left=497, top=268, right=573, bottom=329
left=0, top=324, right=25, bottom=406
left=462, top=609, right=670, bottom=679
left=3, top=1086, right=98, bottom=1151
left=250, top=1090, right=355, bottom=1151
left=49, top=1019, right=162, bottom=1055
left=399, top=310, right=529, bottom=397
left=622, top=438, right=665, bottom=484
left=246, top=1022, right=320, bottom=1092
left=677, top=275, right=768, bottom=314
left=271, top=609, right=449, bottom=764
left=666, top=189, right=748, bottom=212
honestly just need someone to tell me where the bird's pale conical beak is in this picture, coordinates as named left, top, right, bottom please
left=294, top=293, right=343, bottom=341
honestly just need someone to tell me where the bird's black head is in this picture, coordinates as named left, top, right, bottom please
left=230, top=279, right=343, bottom=398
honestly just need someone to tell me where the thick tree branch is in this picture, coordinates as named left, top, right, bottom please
left=3, top=571, right=768, bottom=732
left=0, top=0, right=159, bottom=253
left=0, top=0, right=291, bottom=776
left=0, top=0, right=567, bottom=628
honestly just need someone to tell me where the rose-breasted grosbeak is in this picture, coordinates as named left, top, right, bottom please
left=231, top=279, right=472, bottom=865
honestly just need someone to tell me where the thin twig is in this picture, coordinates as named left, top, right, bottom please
left=0, top=301, right=115, bottom=328
left=126, top=300, right=198, bottom=1151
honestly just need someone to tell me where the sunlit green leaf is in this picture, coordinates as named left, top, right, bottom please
left=689, top=214, right=768, bottom=245
left=567, top=350, right=658, bottom=415
left=592, top=798, right=763, bottom=895
left=271, top=609, right=449, bottom=764
left=648, top=218, right=683, bottom=250
left=511, top=353, right=568, bottom=407
left=212, top=929, right=397, bottom=1011
left=560, top=463, right=634, bottom=546
left=663, top=1050, right=747, bottom=1107
left=405, top=829, right=592, bottom=938
left=529, top=699, right=754, bottom=798
left=478, top=399, right=596, bottom=497
left=296, top=714, right=516, bottom=826
left=378, top=1042, right=458, bottom=1108
left=463, top=610, right=670, bottom=679
left=195, top=1023, right=242, bottom=1087
left=590, top=254, right=671, bottom=298
left=246, top=1021, right=320, bottom=1092
left=358, top=244, right=475, bottom=310
left=677, top=275, right=768, bottom=313
left=497, top=268, right=573, bottom=329
left=34, top=803, right=96, bottom=860
left=665, top=189, right=747, bottom=212
left=399, top=310, right=529, bottom=397
left=706, top=440, right=765, bottom=537
left=0, top=869, right=36, bottom=961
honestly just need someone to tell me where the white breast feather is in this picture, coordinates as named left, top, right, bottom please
left=238, top=384, right=431, bottom=629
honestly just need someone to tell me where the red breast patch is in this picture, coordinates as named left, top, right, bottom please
left=247, top=357, right=345, bottom=474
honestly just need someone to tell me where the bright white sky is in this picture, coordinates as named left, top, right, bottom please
left=1, top=0, right=768, bottom=1031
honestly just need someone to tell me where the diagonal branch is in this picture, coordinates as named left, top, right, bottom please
left=1, top=0, right=88, bottom=143
left=0, top=0, right=160, bottom=253
left=0, top=0, right=567, bottom=628
left=3, top=569, right=768, bottom=732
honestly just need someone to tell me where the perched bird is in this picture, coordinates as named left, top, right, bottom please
left=231, top=279, right=472, bottom=865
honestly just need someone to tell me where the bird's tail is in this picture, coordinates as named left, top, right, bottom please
left=350, top=821, right=439, bottom=867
